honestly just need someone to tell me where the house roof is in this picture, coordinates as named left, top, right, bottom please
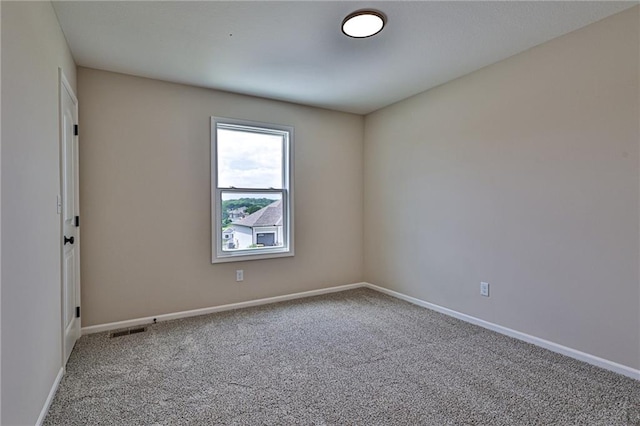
left=232, top=200, right=282, bottom=228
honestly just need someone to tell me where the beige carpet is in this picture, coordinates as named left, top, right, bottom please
left=45, top=288, right=640, bottom=425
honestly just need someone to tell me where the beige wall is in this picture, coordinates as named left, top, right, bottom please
left=78, top=68, right=364, bottom=326
left=1, top=1, right=77, bottom=424
left=364, top=7, right=640, bottom=370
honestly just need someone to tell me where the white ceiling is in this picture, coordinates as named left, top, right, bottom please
left=52, top=1, right=636, bottom=115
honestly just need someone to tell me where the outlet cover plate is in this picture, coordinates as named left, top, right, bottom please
left=480, top=282, right=490, bottom=297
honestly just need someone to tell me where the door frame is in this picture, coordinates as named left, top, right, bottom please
left=58, top=68, right=80, bottom=366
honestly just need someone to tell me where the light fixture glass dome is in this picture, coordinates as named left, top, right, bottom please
left=342, top=10, right=386, bottom=38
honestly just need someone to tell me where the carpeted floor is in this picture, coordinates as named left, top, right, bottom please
left=45, top=288, right=640, bottom=425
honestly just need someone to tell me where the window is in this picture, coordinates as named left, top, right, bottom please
left=211, top=117, right=293, bottom=263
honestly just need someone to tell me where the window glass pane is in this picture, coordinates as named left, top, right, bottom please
left=221, top=192, right=283, bottom=252
left=217, top=128, right=283, bottom=189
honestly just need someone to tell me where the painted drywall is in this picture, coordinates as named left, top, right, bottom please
left=78, top=68, right=364, bottom=326
left=0, top=2, right=3, bottom=422
left=364, top=7, right=640, bottom=370
left=1, top=1, right=77, bottom=424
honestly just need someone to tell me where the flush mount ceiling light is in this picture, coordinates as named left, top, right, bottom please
left=342, top=9, right=386, bottom=38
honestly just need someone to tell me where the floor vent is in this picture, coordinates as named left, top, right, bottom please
left=109, top=326, right=147, bottom=338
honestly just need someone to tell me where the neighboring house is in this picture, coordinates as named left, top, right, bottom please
left=230, top=200, right=283, bottom=249
left=222, top=228, right=235, bottom=248
left=227, top=207, right=246, bottom=222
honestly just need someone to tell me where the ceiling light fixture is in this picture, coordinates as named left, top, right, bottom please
left=342, top=10, right=386, bottom=38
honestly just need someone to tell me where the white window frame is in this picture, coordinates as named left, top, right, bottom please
left=211, top=117, right=294, bottom=263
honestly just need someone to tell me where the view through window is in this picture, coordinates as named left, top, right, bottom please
left=211, top=118, right=293, bottom=262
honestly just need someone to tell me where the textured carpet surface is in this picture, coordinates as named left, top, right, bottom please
left=45, top=288, right=640, bottom=425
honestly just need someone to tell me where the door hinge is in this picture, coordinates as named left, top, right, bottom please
left=75, top=215, right=80, bottom=227
left=74, top=124, right=78, bottom=136
left=76, top=306, right=80, bottom=318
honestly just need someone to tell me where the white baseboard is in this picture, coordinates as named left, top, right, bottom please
left=364, top=282, right=640, bottom=381
left=82, top=282, right=367, bottom=335
left=36, top=367, right=64, bottom=426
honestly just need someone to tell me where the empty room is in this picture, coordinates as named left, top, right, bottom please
left=2, top=1, right=639, bottom=425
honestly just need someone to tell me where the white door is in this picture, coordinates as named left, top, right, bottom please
left=60, top=70, right=80, bottom=364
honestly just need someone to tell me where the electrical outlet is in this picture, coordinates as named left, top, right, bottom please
left=236, top=270, right=244, bottom=282
left=480, top=282, right=490, bottom=297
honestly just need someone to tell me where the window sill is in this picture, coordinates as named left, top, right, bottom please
left=212, top=249, right=294, bottom=264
